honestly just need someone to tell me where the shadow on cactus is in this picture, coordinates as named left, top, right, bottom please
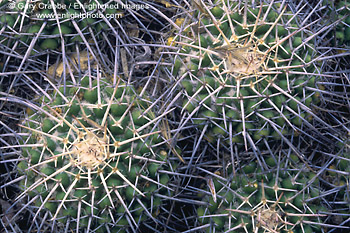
left=321, top=0, right=350, bottom=47
left=0, top=0, right=170, bottom=84
left=16, top=75, right=175, bottom=232
left=167, top=0, right=333, bottom=154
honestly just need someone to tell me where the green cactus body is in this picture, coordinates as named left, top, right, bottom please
left=329, top=0, right=350, bottom=46
left=18, top=76, right=172, bottom=231
left=169, top=1, right=321, bottom=149
left=323, top=143, right=350, bottom=222
left=197, top=162, right=326, bottom=233
left=0, top=0, right=122, bottom=51
left=325, top=149, right=350, bottom=187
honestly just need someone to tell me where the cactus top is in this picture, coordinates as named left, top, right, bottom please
left=18, top=75, right=170, bottom=231
left=169, top=1, right=321, bottom=150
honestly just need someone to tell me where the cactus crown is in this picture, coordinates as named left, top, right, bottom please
left=197, top=161, right=326, bottom=233
left=18, top=74, right=171, bottom=231
left=168, top=0, right=324, bottom=153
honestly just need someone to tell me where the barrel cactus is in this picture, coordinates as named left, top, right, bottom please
left=166, top=0, right=330, bottom=153
left=17, top=75, right=174, bottom=232
left=196, top=160, right=328, bottom=233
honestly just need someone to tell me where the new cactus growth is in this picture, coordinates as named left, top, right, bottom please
left=17, top=75, right=173, bottom=231
left=196, top=161, right=327, bottom=232
left=167, top=0, right=327, bottom=151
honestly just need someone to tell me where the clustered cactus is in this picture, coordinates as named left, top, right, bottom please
left=0, top=0, right=349, bottom=232
left=17, top=75, right=174, bottom=232
left=162, top=0, right=349, bottom=232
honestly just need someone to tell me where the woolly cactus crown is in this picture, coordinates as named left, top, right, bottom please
left=167, top=0, right=327, bottom=154
left=196, top=160, right=327, bottom=233
left=18, top=74, right=173, bottom=232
